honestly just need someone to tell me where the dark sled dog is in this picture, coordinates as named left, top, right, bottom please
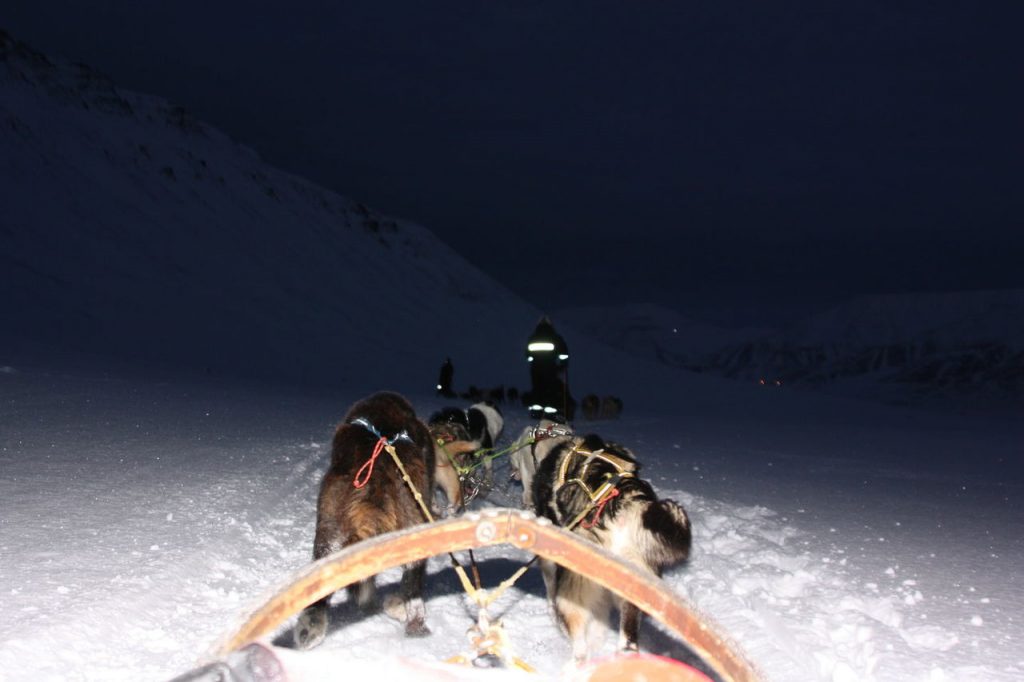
left=531, top=434, right=691, bottom=661
left=294, top=391, right=436, bottom=649
left=599, top=395, right=623, bottom=419
left=580, top=394, right=601, bottom=420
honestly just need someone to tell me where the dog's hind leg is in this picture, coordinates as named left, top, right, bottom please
left=553, top=569, right=610, bottom=662
left=384, top=560, right=430, bottom=637
left=617, top=599, right=642, bottom=653
left=348, top=578, right=378, bottom=612
left=295, top=469, right=348, bottom=649
left=311, top=469, right=348, bottom=560
left=433, top=454, right=463, bottom=514
left=539, top=558, right=558, bottom=605
left=400, top=560, right=430, bottom=637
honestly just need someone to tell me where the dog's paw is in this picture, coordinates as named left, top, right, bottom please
left=294, top=605, right=328, bottom=650
left=382, top=593, right=406, bottom=621
left=389, top=596, right=430, bottom=637
left=620, top=640, right=640, bottom=653
left=404, top=615, right=432, bottom=638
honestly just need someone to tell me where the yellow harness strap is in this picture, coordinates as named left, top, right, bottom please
left=555, top=439, right=636, bottom=500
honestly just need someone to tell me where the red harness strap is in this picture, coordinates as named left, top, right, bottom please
left=353, top=436, right=389, bottom=489
left=581, top=487, right=620, bottom=529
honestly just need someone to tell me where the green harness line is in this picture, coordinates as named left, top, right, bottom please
left=447, top=436, right=537, bottom=476
left=451, top=421, right=578, bottom=476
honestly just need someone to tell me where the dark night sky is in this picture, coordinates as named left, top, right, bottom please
left=5, top=1, right=1023, bottom=325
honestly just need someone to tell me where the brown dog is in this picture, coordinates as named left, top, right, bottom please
left=294, top=391, right=436, bottom=648
left=429, top=420, right=481, bottom=513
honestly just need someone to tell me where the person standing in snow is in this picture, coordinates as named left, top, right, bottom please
left=436, top=357, right=456, bottom=398
left=524, top=316, right=575, bottom=421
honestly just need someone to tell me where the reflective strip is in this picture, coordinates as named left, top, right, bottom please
left=529, top=404, right=544, bottom=411
left=558, top=354, right=569, bottom=360
left=527, top=342, right=555, bottom=352
left=543, top=406, right=558, bottom=414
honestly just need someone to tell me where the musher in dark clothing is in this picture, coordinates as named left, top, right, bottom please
left=523, top=316, right=575, bottom=421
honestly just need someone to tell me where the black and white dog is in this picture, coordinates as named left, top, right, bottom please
left=531, top=433, right=692, bottom=662
left=428, top=401, right=503, bottom=485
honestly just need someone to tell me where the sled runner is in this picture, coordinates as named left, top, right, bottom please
left=178, top=509, right=761, bottom=682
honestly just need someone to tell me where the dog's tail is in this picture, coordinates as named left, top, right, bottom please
left=642, top=499, right=692, bottom=568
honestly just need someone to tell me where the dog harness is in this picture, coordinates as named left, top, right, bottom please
left=555, top=439, right=636, bottom=494
left=350, top=417, right=415, bottom=445
left=527, top=422, right=575, bottom=469
left=533, top=423, right=575, bottom=442
left=555, top=439, right=636, bottom=529
left=350, top=417, right=416, bottom=488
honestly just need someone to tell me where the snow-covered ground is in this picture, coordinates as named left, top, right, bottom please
left=1, top=356, right=1021, bottom=682
left=3, top=30, right=1022, bottom=682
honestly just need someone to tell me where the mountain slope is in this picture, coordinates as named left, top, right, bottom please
left=0, top=30, right=538, bottom=388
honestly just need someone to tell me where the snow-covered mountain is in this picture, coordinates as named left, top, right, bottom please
left=558, top=292, right=1024, bottom=407
left=1, top=30, right=540, bottom=390
left=697, top=291, right=1024, bottom=403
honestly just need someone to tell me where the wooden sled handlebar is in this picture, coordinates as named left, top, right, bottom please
left=209, top=508, right=761, bottom=682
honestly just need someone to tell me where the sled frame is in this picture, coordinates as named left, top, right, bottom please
left=209, top=508, right=760, bottom=682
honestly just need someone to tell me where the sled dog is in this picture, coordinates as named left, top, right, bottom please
left=295, top=391, right=435, bottom=649
left=580, top=394, right=601, bottom=420
left=428, top=401, right=503, bottom=485
left=428, top=418, right=483, bottom=512
left=599, top=395, right=623, bottom=419
left=507, top=419, right=574, bottom=508
left=531, top=434, right=691, bottom=661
